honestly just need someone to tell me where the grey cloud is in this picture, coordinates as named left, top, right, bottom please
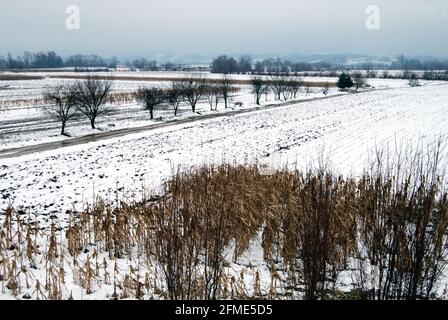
left=0, top=0, right=447, bottom=57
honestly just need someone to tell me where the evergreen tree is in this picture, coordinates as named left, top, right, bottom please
left=337, top=73, right=354, bottom=91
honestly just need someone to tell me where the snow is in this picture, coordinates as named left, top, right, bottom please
left=1, top=73, right=427, bottom=151
left=0, top=82, right=343, bottom=150
left=1, top=82, right=448, bottom=222
left=1, top=75, right=448, bottom=300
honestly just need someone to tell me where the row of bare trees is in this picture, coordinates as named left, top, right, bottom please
left=251, top=75, right=321, bottom=105
left=135, top=76, right=239, bottom=119
left=44, top=76, right=240, bottom=135
left=43, top=76, right=113, bottom=135
left=44, top=74, right=329, bottom=135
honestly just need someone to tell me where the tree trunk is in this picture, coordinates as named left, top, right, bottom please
left=61, top=121, right=66, bottom=135
left=90, top=118, right=96, bottom=129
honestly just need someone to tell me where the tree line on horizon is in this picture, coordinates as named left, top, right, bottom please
left=0, top=51, right=171, bottom=71
left=2, top=51, right=448, bottom=73
left=210, top=54, right=448, bottom=75
left=210, top=55, right=333, bottom=74
left=0, top=51, right=116, bottom=69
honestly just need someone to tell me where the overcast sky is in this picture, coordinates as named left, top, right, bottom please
left=1, top=0, right=447, bottom=58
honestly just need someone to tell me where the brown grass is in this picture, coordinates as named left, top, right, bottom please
left=0, top=74, right=44, bottom=81
left=1, top=150, right=448, bottom=300
left=48, top=74, right=335, bottom=88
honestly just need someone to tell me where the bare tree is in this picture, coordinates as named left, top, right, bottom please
left=213, top=87, right=221, bottom=109
left=283, top=78, right=303, bottom=101
left=178, top=78, right=206, bottom=113
left=289, top=78, right=303, bottom=98
left=282, top=82, right=291, bottom=101
left=136, top=87, right=166, bottom=119
left=262, top=85, right=271, bottom=102
left=212, top=84, right=222, bottom=110
left=167, top=83, right=184, bottom=116
left=43, top=84, right=78, bottom=136
left=270, top=75, right=282, bottom=100
left=75, top=76, right=113, bottom=129
left=202, top=83, right=221, bottom=111
left=352, top=72, right=367, bottom=91
left=251, top=76, right=267, bottom=105
left=205, top=84, right=220, bottom=111
left=218, top=75, right=234, bottom=109
left=270, top=74, right=288, bottom=101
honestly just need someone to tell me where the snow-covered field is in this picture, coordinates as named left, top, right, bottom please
left=0, top=74, right=425, bottom=151
left=0, top=75, right=348, bottom=150
left=0, top=70, right=416, bottom=101
left=1, top=75, right=448, bottom=300
left=1, top=81, right=447, bottom=222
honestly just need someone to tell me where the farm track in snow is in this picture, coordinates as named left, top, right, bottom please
left=0, top=92, right=349, bottom=159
